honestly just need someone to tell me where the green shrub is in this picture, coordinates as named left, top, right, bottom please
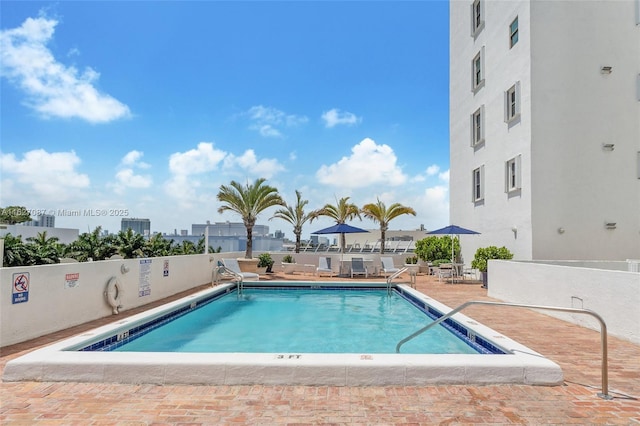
left=405, top=256, right=418, bottom=264
left=431, top=259, right=452, bottom=267
left=282, top=254, right=295, bottom=263
left=257, top=252, right=274, bottom=268
left=471, top=246, right=513, bottom=272
left=414, top=236, right=459, bottom=263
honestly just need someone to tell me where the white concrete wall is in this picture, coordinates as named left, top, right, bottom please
left=450, top=0, right=640, bottom=262
left=1, top=254, right=218, bottom=347
left=487, top=260, right=640, bottom=344
left=529, top=0, right=640, bottom=261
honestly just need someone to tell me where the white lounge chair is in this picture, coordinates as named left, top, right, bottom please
left=350, top=257, right=368, bottom=278
left=221, top=258, right=259, bottom=281
left=380, top=256, right=400, bottom=278
left=316, top=257, right=334, bottom=276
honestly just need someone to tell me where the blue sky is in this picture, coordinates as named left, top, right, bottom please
left=1, top=1, right=450, bottom=238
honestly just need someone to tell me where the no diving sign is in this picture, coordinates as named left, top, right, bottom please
left=12, top=272, right=30, bottom=304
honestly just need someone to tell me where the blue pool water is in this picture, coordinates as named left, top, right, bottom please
left=113, top=288, right=479, bottom=354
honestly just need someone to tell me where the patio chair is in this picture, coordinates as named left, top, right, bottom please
left=437, top=263, right=454, bottom=283
left=350, top=257, right=368, bottom=278
left=221, top=258, right=259, bottom=281
left=380, top=256, right=400, bottom=278
left=316, top=257, right=335, bottom=276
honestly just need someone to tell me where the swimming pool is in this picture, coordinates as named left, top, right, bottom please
left=3, top=281, right=563, bottom=386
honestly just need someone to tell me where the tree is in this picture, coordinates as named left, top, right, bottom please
left=25, top=231, right=61, bottom=265
left=66, top=227, right=116, bottom=261
left=271, top=190, right=313, bottom=253
left=360, top=198, right=416, bottom=254
left=172, top=239, right=197, bottom=255
left=414, top=236, right=459, bottom=263
left=196, top=236, right=216, bottom=254
left=143, top=233, right=173, bottom=257
left=217, top=178, right=284, bottom=259
left=115, top=228, right=146, bottom=259
left=310, top=196, right=361, bottom=253
left=2, top=234, right=30, bottom=267
left=0, top=206, right=32, bottom=224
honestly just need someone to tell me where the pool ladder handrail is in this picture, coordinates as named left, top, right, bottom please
left=386, top=267, right=409, bottom=295
left=395, top=300, right=612, bottom=400
left=211, top=264, right=245, bottom=295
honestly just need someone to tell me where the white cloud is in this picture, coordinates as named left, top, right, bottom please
left=245, top=105, right=308, bottom=137
left=316, top=137, right=408, bottom=188
left=426, top=164, right=440, bottom=176
left=109, top=150, right=152, bottom=194
left=164, top=142, right=227, bottom=208
left=168, top=142, right=226, bottom=176
left=223, top=149, right=285, bottom=179
left=0, top=16, right=130, bottom=123
left=439, top=169, right=450, bottom=183
left=321, top=108, right=361, bottom=128
left=0, top=149, right=90, bottom=203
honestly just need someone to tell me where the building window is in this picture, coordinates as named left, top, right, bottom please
left=471, top=47, right=485, bottom=93
left=505, top=155, right=522, bottom=193
left=472, top=165, right=485, bottom=202
left=470, top=105, right=485, bottom=146
left=470, top=0, right=484, bottom=37
left=504, top=82, right=521, bottom=123
left=509, top=17, right=519, bottom=48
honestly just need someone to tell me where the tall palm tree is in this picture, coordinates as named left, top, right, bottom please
left=271, top=190, right=313, bottom=253
left=217, top=178, right=284, bottom=259
left=310, top=196, right=361, bottom=253
left=25, top=231, right=61, bottom=265
left=361, top=198, right=417, bottom=254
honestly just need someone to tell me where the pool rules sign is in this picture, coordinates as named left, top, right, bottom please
left=12, top=272, right=30, bottom=304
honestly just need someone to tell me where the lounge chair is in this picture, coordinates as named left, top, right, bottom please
left=316, top=257, right=334, bottom=276
left=221, top=258, right=259, bottom=281
left=380, top=256, right=400, bottom=278
left=350, top=257, right=368, bottom=278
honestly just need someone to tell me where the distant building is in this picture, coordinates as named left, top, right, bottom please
left=274, top=230, right=285, bottom=239
left=449, top=0, right=639, bottom=261
left=192, top=221, right=269, bottom=237
left=121, top=218, right=151, bottom=237
left=23, top=214, right=55, bottom=228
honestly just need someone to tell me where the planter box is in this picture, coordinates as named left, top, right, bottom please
left=237, top=258, right=259, bottom=273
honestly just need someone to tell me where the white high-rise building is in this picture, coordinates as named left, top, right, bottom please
left=449, top=0, right=640, bottom=261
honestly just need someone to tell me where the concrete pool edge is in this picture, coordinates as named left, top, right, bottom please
left=3, top=282, right=564, bottom=386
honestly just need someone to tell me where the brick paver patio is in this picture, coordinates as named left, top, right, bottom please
left=2, top=271, right=639, bottom=424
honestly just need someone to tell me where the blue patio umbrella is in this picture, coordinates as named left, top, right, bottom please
left=312, top=223, right=369, bottom=253
left=427, top=224, right=480, bottom=263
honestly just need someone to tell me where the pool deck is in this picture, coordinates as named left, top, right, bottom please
left=1, top=272, right=639, bottom=424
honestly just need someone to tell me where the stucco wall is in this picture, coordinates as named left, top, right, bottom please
left=487, top=260, right=640, bottom=344
left=1, top=254, right=219, bottom=347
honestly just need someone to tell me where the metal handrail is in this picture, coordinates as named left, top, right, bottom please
left=386, top=267, right=408, bottom=295
left=211, top=264, right=245, bottom=296
left=395, top=300, right=612, bottom=400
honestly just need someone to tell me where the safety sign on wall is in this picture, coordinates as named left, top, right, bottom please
left=12, top=272, right=30, bottom=304
left=65, top=273, right=80, bottom=289
left=139, top=259, right=152, bottom=297
left=163, top=260, right=169, bottom=277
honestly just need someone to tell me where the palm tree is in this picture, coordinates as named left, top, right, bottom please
left=25, top=231, right=61, bottom=265
left=2, top=234, right=30, bottom=267
left=361, top=198, right=417, bottom=254
left=172, top=239, right=197, bottom=255
left=66, top=227, right=116, bottom=261
left=144, top=233, right=174, bottom=257
left=310, top=196, right=361, bottom=253
left=196, top=236, right=216, bottom=254
left=217, top=178, right=284, bottom=259
left=115, top=228, right=146, bottom=259
left=271, top=190, right=313, bottom=253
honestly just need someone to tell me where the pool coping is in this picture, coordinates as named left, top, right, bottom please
left=3, top=282, right=563, bottom=386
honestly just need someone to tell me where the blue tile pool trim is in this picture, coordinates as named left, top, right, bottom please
left=76, top=283, right=505, bottom=354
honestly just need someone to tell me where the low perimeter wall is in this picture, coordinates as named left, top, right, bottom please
left=1, top=254, right=221, bottom=347
left=487, top=260, right=640, bottom=344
